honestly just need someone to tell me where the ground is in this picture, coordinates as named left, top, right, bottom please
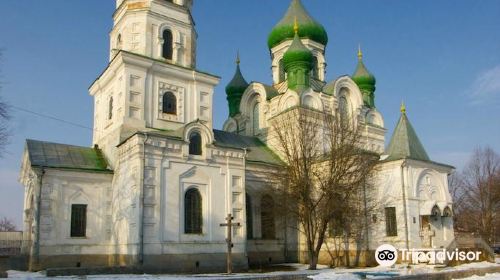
left=5, top=259, right=500, bottom=280
left=455, top=274, right=500, bottom=280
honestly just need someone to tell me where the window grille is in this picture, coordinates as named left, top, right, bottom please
left=71, top=204, right=87, bottom=237
left=184, top=189, right=202, bottom=234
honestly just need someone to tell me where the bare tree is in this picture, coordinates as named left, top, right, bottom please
left=269, top=108, right=378, bottom=269
left=454, top=147, right=500, bottom=244
left=0, top=216, right=17, bottom=232
left=323, top=178, right=379, bottom=267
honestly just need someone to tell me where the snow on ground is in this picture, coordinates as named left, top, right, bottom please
left=443, top=261, right=500, bottom=271
left=453, top=273, right=500, bottom=280
left=5, top=261, right=500, bottom=280
left=309, top=261, right=500, bottom=280
left=308, top=272, right=360, bottom=280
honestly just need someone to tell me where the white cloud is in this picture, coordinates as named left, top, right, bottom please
left=470, top=65, right=500, bottom=104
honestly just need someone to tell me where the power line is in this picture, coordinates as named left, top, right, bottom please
left=10, top=105, right=97, bottom=132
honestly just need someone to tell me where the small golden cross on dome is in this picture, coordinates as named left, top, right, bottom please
left=400, top=101, right=406, bottom=114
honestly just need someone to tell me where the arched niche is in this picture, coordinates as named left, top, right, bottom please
left=239, top=84, right=269, bottom=135
left=223, top=118, right=238, bottom=133
left=183, top=121, right=214, bottom=158
left=301, top=92, right=322, bottom=111
left=365, top=109, right=384, bottom=127
left=442, top=206, right=453, bottom=217
left=416, top=171, right=445, bottom=201
left=278, top=90, right=299, bottom=112
left=239, top=83, right=268, bottom=117
left=330, top=76, right=364, bottom=116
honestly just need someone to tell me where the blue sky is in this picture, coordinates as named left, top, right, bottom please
left=0, top=0, right=499, bottom=227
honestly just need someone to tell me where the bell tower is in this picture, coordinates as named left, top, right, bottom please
left=111, top=0, right=196, bottom=68
left=90, top=0, right=219, bottom=167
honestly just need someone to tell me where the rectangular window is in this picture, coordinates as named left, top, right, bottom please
left=71, top=204, right=87, bottom=237
left=329, top=212, right=344, bottom=237
left=385, top=207, right=397, bottom=236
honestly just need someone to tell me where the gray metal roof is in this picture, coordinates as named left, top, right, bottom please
left=213, top=130, right=283, bottom=166
left=25, top=139, right=112, bottom=173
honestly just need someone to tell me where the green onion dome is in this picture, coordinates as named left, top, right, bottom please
left=225, top=55, right=249, bottom=117
left=283, top=32, right=314, bottom=70
left=352, top=47, right=376, bottom=107
left=225, top=65, right=248, bottom=96
left=268, top=0, right=328, bottom=49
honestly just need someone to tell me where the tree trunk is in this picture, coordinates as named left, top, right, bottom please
left=309, top=252, right=319, bottom=270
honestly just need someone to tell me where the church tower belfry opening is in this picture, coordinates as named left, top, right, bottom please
left=111, top=0, right=196, bottom=68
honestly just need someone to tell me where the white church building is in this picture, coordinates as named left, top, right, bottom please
left=19, top=0, right=455, bottom=272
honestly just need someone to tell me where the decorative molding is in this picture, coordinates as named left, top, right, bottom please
left=180, top=166, right=197, bottom=179
left=158, top=82, right=185, bottom=123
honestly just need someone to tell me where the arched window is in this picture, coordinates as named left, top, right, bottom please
left=116, top=34, right=122, bottom=49
left=261, top=195, right=275, bottom=239
left=312, top=56, right=319, bottom=79
left=246, top=194, right=253, bottom=239
left=189, top=132, right=202, bottom=155
left=184, top=188, right=202, bottom=234
left=303, top=95, right=315, bottom=109
left=329, top=211, right=344, bottom=237
left=431, top=205, right=441, bottom=221
left=162, top=29, right=173, bottom=60
left=162, top=92, right=177, bottom=114
left=385, top=207, right=397, bottom=236
left=108, top=97, right=113, bottom=120
left=252, top=102, right=260, bottom=135
left=339, top=96, right=349, bottom=120
left=442, top=207, right=452, bottom=217
left=279, top=59, right=285, bottom=82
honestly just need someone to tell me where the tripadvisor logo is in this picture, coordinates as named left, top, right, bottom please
left=375, top=244, right=483, bottom=266
left=375, top=244, right=398, bottom=267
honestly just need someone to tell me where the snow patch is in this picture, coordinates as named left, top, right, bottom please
left=308, top=272, right=360, bottom=280
left=453, top=273, right=500, bottom=280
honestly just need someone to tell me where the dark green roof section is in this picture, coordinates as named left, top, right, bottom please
left=352, top=49, right=376, bottom=108
left=213, top=130, right=284, bottom=166
left=25, top=139, right=112, bottom=173
left=226, top=64, right=249, bottom=96
left=385, top=112, right=430, bottom=162
left=268, top=0, right=328, bottom=49
left=226, top=62, right=249, bottom=117
left=352, top=60, right=375, bottom=84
